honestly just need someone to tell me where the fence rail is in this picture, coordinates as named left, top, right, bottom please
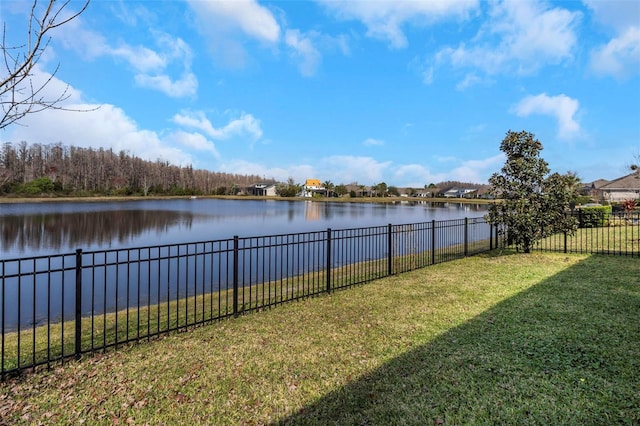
left=1, top=217, right=498, bottom=378
left=533, top=211, right=639, bottom=256
left=1, top=212, right=637, bottom=378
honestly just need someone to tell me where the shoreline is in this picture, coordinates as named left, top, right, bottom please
left=0, top=194, right=494, bottom=205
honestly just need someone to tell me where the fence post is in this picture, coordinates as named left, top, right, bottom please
left=233, top=236, right=239, bottom=317
left=431, top=220, right=436, bottom=265
left=564, top=231, right=568, bottom=254
left=387, top=224, right=393, bottom=276
left=490, top=222, right=494, bottom=250
left=75, top=249, right=83, bottom=360
left=464, top=217, right=469, bottom=257
left=326, top=228, right=332, bottom=293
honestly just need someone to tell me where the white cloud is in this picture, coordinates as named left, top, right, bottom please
left=449, top=155, right=505, bottom=182
left=216, top=160, right=310, bottom=183
left=135, top=72, right=198, bottom=98
left=585, top=0, right=640, bottom=80
left=318, top=0, right=478, bottom=48
left=284, top=29, right=351, bottom=76
left=172, top=111, right=263, bottom=141
left=512, top=93, right=581, bottom=139
left=589, top=27, right=640, bottom=78
left=455, top=73, right=482, bottom=90
left=6, top=104, right=194, bottom=165
left=221, top=155, right=392, bottom=184
left=56, top=18, right=197, bottom=97
left=583, top=0, right=639, bottom=31
left=187, top=0, right=280, bottom=68
left=2, top=67, right=196, bottom=165
left=394, top=154, right=503, bottom=186
left=421, top=66, right=435, bottom=85
left=285, top=29, right=322, bottom=77
left=319, top=156, right=392, bottom=183
left=434, top=1, right=580, bottom=81
left=218, top=153, right=503, bottom=186
left=110, top=43, right=167, bottom=73
left=363, top=138, right=384, bottom=146
left=171, top=131, right=220, bottom=159
left=394, top=164, right=444, bottom=187
left=188, top=0, right=280, bottom=43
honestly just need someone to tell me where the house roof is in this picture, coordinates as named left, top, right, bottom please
left=589, top=179, right=610, bottom=189
left=305, top=179, right=322, bottom=187
left=599, top=173, right=640, bottom=190
left=251, top=182, right=276, bottom=188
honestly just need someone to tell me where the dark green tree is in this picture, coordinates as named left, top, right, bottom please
left=334, top=184, right=348, bottom=197
left=275, top=177, right=301, bottom=197
left=486, top=130, right=578, bottom=253
left=564, top=170, right=582, bottom=208
left=373, top=182, right=387, bottom=197
left=322, top=180, right=334, bottom=197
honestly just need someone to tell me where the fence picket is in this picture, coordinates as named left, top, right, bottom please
left=2, top=212, right=637, bottom=379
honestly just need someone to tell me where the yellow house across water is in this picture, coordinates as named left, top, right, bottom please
left=303, top=179, right=323, bottom=197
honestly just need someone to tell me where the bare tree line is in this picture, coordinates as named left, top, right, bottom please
left=0, top=141, right=273, bottom=196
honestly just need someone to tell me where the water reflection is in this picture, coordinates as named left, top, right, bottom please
left=1, top=199, right=490, bottom=330
left=0, top=210, right=194, bottom=255
left=0, top=199, right=488, bottom=258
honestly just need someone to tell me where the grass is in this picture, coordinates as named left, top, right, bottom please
left=1, top=251, right=638, bottom=424
left=536, top=222, right=639, bottom=255
left=1, top=239, right=483, bottom=374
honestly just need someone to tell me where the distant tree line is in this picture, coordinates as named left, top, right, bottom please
left=0, top=141, right=272, bottom=196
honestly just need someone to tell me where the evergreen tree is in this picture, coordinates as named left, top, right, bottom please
left=486, top=130, right=578, bottom=253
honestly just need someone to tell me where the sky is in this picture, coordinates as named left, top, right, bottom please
left=1, top=0, right=639, bottom=187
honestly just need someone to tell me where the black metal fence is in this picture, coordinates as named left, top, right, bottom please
left=2, top=211, right=637, bottom=378
left=532, top=211, right=639, bottom=256
left=1, top=217, right=496, bottom=378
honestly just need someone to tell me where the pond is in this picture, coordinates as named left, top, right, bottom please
left=1, top=199, right=491, bottom=332
left=0, top=198, right=488, bottom=259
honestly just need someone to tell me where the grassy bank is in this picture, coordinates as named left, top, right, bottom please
left=2, top=240, right=488, bottom=373
left=1, top=252, right=638, bottom=424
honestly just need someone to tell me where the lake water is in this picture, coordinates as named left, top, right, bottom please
left=1, top=199, right=490, bottom=331
left=0, top=198, right=488, bottom=259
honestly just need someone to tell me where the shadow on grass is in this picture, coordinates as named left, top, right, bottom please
left=277, top=255, right=640, bottom=425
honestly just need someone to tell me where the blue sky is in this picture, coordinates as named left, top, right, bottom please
left=2, top=0, right=639, bottom=186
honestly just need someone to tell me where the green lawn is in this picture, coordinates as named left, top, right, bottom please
left=1, top=251, right=638, bottom=425
left=536, top=222, right=639, bottom=255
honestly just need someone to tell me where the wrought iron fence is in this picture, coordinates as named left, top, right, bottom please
left=532, top=211, right=639, bottom=256
left=1, top=216, right=498, bottom=378
left=4, top=211, right=635, bottom=378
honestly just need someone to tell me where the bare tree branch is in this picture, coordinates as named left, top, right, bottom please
left=0, top=0, right=92, bottom=130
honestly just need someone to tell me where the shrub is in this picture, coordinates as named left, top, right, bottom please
left=578, top=205, right=612, bottom=228
left=18, top=177, right=55, bottom=195
left=619, top=199, right=637, bottom=212
left=575, top=195, right=593, bottom=205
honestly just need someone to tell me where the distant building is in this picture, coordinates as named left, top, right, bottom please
left=442, top=188, right=478, bottom=198
left=302, top=179, right=324, bottom=197
left=579, top=179, right=609, bottom=199
left=249, top=183, right=277, bottom=196
left=599, top=173, right=640, bottom=202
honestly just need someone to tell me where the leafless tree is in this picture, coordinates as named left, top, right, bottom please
left=0, top=141, right=273, bottom=195
left=1, top=0, right=91, bottom=130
